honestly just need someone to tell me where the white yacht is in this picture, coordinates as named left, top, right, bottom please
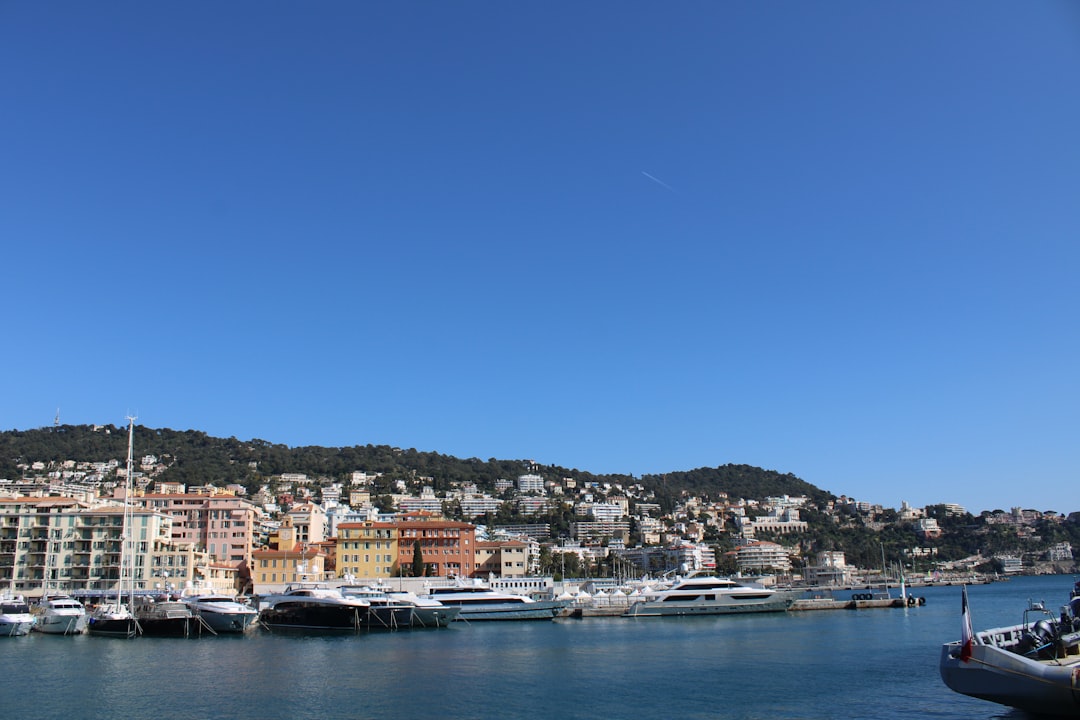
left=33, top=594, right=88, bottom=635
left=427, top=581, right=566, bottom=621
left=182, top=591, right=258, bottom=634
left=623, top=574, right=798, bottom=617
left=0, top=593, right=35, bottom=637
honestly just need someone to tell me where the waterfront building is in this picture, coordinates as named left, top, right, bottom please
left=252, top=516, right=328, bottom=592
left=128, top=491, right=257, bottom=591
left=336, top=521, right=398, bottom=578
left=474, top=539, right=529, bottom=578
left=804, top=551, right=854, bottom=586
left=735, top=541, right=793, bottom=573
left=1048, top=542, right=1074, bottom=562
left=0, top=496, right=208, bottom=598
left=395, top=513, right=476, bottom=578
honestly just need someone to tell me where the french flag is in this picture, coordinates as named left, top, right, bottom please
left=960, top=585, right=975, bottom=662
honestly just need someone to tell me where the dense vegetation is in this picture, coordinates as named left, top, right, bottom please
left=0, top=425, right=819, bottom=509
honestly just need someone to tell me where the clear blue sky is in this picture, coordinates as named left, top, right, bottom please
left=3, top=2, right=1077, bottom=515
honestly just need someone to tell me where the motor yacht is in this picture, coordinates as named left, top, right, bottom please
left=257, top=584, right=371, bottom=632
left=33, top=594, right=88, bottom=635
left=427, top=581, right=566, bottom=621
left=182, top=589, right=258, bottom=634
left=622, top=574, right=798, bottom=617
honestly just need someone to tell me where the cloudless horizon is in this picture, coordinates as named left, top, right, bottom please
left=3, top=3, right=1077, bottom=516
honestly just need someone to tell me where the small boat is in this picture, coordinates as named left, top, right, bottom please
left=940, top=583, right=1080, bottom=716
left=384, top=589, right=461, bottom=628
left=426, top=580, right=566, bottom=621
left=622, top=574, right=798, bottom=617
left=86, top=602, right=139, bottom=638
left=33, top=594, right=88, bottom=635
left=0, top=593, right=35, bottom=637
left=134, top=596, right=195, bottom=637
left=257, top=584, right=371, bottom=632
left=182, top=589, right=258, bottom=634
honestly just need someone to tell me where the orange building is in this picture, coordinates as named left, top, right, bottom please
left=396, top=512, right=476, bottom=578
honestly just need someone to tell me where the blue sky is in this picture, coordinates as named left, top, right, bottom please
left=2, top=2, right=1077, bottom=515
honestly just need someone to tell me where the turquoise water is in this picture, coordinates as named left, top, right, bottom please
left=1, top=576, right=1070, bottom=719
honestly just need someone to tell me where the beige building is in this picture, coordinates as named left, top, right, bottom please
left=0, top=496, right=208, bottom=599
left=337, top=521, right=398, bottom=579
left=474, top=540, right=529, bottom=578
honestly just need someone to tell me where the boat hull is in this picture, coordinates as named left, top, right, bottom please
left=0, top=618, right=35, bottom=636
left=191, top=608, right=258, bottom=634
left=34, top=613, right=87, bottom=635
left=452, top=600, right=567, bottom=621
left=137, top=617, right=192, bottom=637
left=940, top=641, right=1080, bottom=716
left=259, top=602, right=367, bottom=632
left=87, top=616, right=139, bottom=638
left=409, top=606, right=461, bottom=627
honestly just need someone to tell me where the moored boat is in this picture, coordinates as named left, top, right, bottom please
left=939, top=583, right=1080, bottom=716
left=134, top=596, right=196, bottom=637
left=33, top=594, right=88, bottom=635
left=86, top=602, right=139, bottom=638
left=182, top=589, right=258, bottom=634
left=257, top=584, right=371, bottom=632
left=622, top=574, right=798, bottom=617
left=0, top=593, right=35, bottom=637
left=427, top=581, right=566, bottom=621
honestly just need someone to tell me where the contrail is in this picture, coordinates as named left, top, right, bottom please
left=641, top=170, right=676, bottom=192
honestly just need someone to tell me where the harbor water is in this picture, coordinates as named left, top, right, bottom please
left=1, top=575, right=1070, bottom=719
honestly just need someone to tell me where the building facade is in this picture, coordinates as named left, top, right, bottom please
left=337, top=521, right=399, bottom=579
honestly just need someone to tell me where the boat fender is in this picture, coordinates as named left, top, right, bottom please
left=907, top=596, right=916, bottom=606
left=917, top=597, right=926, bottom=606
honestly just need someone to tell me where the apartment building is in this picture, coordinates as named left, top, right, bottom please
left=0, top=496, right=207, bottom=598
left=337, top=521, right=399, bottom=578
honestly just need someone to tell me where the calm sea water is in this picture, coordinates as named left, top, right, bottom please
left=2, top=575, right=1072, bottom=720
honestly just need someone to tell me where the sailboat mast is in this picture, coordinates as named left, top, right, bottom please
left=124, top=416, right=137, bottom=609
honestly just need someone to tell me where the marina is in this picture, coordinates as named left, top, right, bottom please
left=1, top=576, right=1068, bottom=720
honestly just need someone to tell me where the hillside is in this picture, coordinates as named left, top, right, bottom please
left=0, top=424, right=828, bottom=509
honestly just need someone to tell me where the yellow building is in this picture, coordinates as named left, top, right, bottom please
left=336, top=521, right=399, bottom=579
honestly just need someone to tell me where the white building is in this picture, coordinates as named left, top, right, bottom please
left=517, top=474, right=545, bottom=493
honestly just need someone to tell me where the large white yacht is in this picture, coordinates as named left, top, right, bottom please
left=33, top=594, right=88, bottom=635
left=623, top=574, right=798, bottom=617
left=427, top=581, right=566, bottom=621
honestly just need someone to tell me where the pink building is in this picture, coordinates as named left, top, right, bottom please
left=129, top=491, right=258, bottom=591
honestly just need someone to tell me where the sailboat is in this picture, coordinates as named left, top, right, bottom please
left=87, top=416, right=140, bottom=638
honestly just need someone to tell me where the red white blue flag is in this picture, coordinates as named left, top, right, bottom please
left=960, top=585, right=974, bottom=662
